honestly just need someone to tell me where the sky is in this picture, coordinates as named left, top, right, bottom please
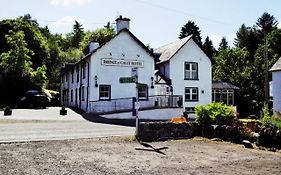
left=1, top=0, right=281, bottom=49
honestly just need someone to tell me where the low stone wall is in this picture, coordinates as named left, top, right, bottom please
left=258, top=128, right=281, bottom=148
left=138, top=122, right=199, bottom=142
left=137, top=122, right=243, bottom=143
left=200, top=125, right=243, bottom=143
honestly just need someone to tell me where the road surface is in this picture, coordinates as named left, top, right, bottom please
left=0, top=107, right=134, bottom=142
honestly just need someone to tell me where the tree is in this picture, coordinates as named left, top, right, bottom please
left=202, top=36, right=216, bottom=59
left=256, top=12, right=278, bottom=34
left=213, top=47, right=254, bottom=115
left=234, top=24, right=261, bottom=59
left=0, top=30, right=47, bottom=105
left=72, top=21, right=84, bottom=48
left=218, top=37, right=228, bottom=51
left=79, top=27, right=115, bottom=54
left=179, top=21, right=202, bottom=45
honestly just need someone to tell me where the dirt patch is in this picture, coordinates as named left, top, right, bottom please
left=0, top=137, right=280, bottom=175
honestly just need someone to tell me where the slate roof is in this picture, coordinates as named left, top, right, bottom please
left=154, top=36, right=193, bottom=63
left=212, top=81, right=240, bottom=90
left=270, top=57, right=281, bottom=72
left=61, top=28, right=156, bottom=75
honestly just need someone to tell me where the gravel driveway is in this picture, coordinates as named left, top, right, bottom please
left=0, top=137, right=280, bottom=175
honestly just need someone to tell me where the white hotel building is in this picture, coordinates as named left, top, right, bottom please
left=61, top=16, right=212, bottom=119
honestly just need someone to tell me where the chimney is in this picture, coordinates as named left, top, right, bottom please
left=88, top=41, right=100, bottom=53
left=115, top=15, right=130, bottom=33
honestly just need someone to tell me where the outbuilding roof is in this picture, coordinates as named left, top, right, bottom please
left=212, top=81, right=240, bottom=90
left=270, top=57, right=281, bottom=72
left=154, top=36, right=192, bottom=63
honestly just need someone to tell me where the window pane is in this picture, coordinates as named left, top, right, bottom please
left=192, top=64, right=197, bottom=70
left=228, top=91, right=233, bottom=105
left=222, top=90, right=227, bottom=104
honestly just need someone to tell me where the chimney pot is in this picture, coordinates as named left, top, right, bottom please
left=89, top=42, right=100, bottom=53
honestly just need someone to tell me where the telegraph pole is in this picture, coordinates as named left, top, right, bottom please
left=264, top=31, right=269, bottom=107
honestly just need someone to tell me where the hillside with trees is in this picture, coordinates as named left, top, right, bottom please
left=0, top=14, right=115, bottom=106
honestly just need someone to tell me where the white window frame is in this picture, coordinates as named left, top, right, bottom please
left=99, top=85, right=111, bottom=101
left=184, top=62, right=198, bottom=80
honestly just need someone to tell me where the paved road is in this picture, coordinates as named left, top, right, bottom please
left=0, top=107, right=135, bottom=142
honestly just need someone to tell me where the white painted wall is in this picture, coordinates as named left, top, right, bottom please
left=88, top=31, right=155, bottom=112
left=101, top=108, right=183, bottom=120
left=272, top=71, right=281, bottom=114
left=168, top=39, right=212, bottom=109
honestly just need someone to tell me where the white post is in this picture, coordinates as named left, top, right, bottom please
left=135, top=83, right=139, bottom=136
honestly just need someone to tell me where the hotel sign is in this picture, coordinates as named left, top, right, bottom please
left=101, top=58, right=144, bottom=67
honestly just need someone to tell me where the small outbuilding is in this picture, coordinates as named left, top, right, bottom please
left=212, top=81, right=239, bottom=106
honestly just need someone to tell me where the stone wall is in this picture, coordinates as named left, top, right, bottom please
left=137, top=122, right=199, bottom=142
left=137, top=122, right=243, bottom=143
left=258, top=128, right=281, bottom=148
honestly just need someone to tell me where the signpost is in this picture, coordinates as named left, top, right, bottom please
left=119, top=67, right=140, bottom=136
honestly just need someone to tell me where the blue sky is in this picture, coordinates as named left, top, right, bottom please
left=1, top=0, right=281, bottom=48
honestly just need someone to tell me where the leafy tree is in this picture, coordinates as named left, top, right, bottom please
left=179, top=21, right=202, bottom=45
left=213, top=47, right=254, bottom=115
left=0, top=30, right=47, bottom=105
left=202, top=36, right=216, bottom=59
left=0, top=17, right=49, bottom=70
left=79, top=28, right=115, bottom=54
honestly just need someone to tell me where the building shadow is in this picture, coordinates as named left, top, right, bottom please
left=71, top=107, right=167, bottom=127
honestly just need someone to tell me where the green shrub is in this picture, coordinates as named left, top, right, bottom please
left=195, top=105, right=211, bottom=125
left=195, top=102, right=235, bottom=126
left=261, top=105, right=281, bottom=129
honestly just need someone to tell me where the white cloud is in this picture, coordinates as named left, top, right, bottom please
left=278, top=23, right=281, bottom=29
left=50, top=0, right=91, bottom=7
left=50, top=16, right=87, bottom=34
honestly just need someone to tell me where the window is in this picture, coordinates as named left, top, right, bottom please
left=138, top=85, right=148, bottom=100
left=70, top=90, right=73, bottom=102
left=82, top=86, right=85, bottom=101
left=185, top=107, right=195, bottom=113
left=82, top=63, right=86, bottom=79
left=212, top=89, right=234, bottom=105
left=212, top=90, right=221, bottom=102
left=71, top=70, right=74, bottom=83
left=185, top=87, right=198, bottom=101
left=184, top=62, right=198, bottom=80
left=99, top=85, right=111, bottom=100
left=76, top=66, right=79, bottom=82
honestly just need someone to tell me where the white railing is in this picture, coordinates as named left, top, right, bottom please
left=89, top=95, right=182, bottom=113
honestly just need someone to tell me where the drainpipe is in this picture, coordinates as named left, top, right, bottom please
left=84, top=60, right=90, bottom=112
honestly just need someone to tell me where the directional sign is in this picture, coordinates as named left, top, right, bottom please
left=119, top=77, right=136, bottom=83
